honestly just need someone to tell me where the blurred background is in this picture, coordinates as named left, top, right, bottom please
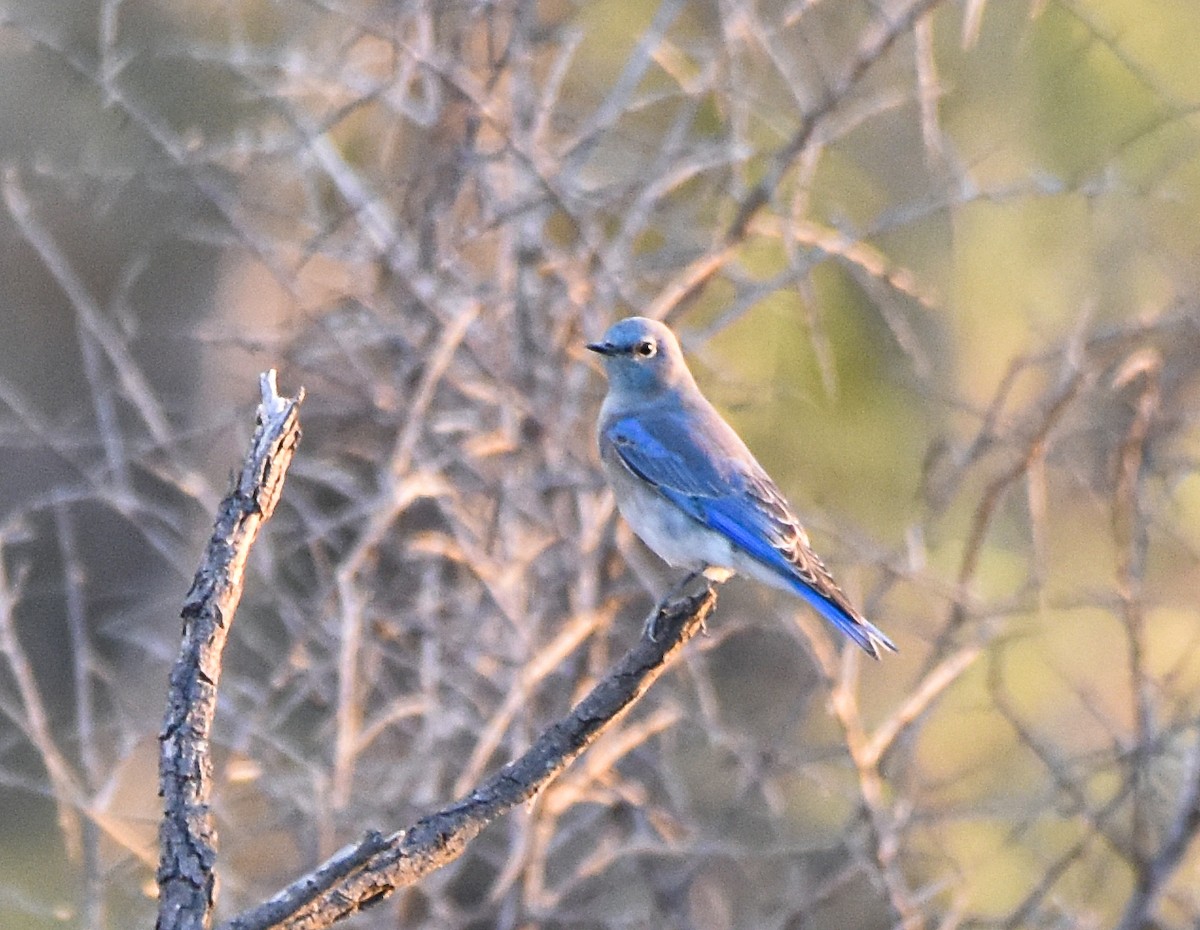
left=1, top=0, right=1199, bottom=927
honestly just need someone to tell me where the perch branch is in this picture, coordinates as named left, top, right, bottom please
left=220, top=575, right=719, bottom=930
left=156, top=371, right=304, bottom=930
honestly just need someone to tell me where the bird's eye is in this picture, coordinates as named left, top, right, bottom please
left=634, top=340, right=657, bottom=359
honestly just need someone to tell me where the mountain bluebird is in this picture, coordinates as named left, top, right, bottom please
left=588, top=316, right=895, bottom=659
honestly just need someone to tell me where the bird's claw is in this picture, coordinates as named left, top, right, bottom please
left=643, top=571, right=710, bottom=642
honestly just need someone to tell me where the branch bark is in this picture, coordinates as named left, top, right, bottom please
left=156, top=371, right=305, bottom=930
left=219, top=575, right=719, bottom=930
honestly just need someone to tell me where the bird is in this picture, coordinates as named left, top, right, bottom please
left=587, top=316, right=895, bottom=659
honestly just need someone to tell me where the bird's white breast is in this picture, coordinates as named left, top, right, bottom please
left=599, top=439, right=737, bottom=573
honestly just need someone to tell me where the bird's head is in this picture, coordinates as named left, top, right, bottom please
left=587, top=316, right=692, bottom=396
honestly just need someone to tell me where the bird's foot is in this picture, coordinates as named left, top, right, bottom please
left=643, top=571, right=709, bottom=641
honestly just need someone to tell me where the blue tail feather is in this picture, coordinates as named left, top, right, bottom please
left=657, top=490, right=896, bottom=658
left=789, top=579, right=896, bottom=659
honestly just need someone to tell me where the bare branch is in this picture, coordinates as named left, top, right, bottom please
left=156, top=372, right=304, bottom=930
left=220, top=576, right=719, bottom=930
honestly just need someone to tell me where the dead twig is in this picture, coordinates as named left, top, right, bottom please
left=156, top=372, right=304, bottom=930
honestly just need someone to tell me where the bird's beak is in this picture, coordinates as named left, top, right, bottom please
left=586, top=341, right=617, bottom=356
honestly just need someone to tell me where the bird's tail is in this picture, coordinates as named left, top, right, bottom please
left=791, top=582, right=896, bottom=660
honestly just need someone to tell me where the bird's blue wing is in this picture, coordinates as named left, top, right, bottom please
left=605, top=410, right=895, bottom=657
left=603, top=412, right=730, bottom=498
left=604, top=410, right=814, bottom=576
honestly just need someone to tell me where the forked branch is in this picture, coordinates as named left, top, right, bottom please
left=156, top=373, right=718, bottom=930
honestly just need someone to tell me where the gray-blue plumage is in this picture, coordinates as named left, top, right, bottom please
left=588, top=316, right=895, bottom=659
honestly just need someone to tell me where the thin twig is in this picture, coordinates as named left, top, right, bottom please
left=649, top=0, right=948, bottom=322
left=54, top=500, right=104, bottom=927
left=0, top=533, right=85, bottom=861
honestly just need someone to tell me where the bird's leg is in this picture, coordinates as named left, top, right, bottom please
left=643, top=570, right=712, bottom=641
